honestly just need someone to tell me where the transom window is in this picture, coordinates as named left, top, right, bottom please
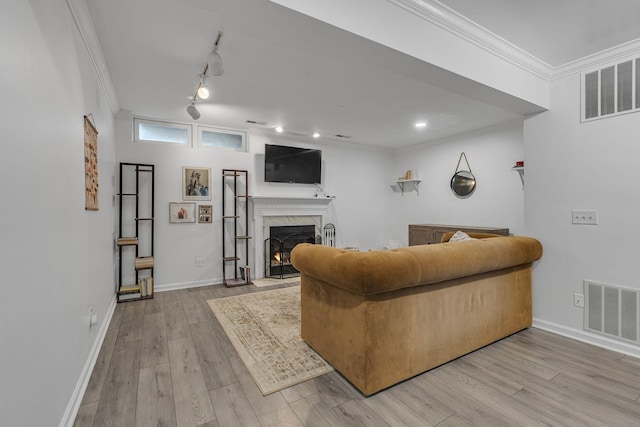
left=134, top=119, right=191, bottom=145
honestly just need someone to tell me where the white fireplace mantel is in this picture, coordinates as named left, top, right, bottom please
left=250, top=196, right=335, bottom=279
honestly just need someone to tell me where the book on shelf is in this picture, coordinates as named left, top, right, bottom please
left=138, top=277, right=154, bottom=297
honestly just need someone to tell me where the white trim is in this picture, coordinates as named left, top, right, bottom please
left=59, top=296, right=117, bottom=427
left=65, top=0, right=120, bottom=114
left=553, top=38, right=640, bottom=80
left=155, top=279, right=220, bottom=292
left=532, top=317, right=640, bottom=359
left=387, top=0, right=553, bottom=80
left=388, top=0, right=640, bottom=81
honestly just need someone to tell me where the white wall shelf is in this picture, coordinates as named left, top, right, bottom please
left=391, top=179, right=421, bottom=195
left=512, top=166, right=524, bottom=187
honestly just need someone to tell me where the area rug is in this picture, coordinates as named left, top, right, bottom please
left=207, top=286, right=333, bottom=395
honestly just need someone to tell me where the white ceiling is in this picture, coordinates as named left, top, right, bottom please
left=85, top=0, right=640, bottom=149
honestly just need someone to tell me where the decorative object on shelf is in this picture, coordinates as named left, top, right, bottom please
left=323, top=223, right=336, bottom=247
left=222, top=169, right=251, bottom=287
left=392, top=169, right=421, bottom=195
left=183, top=166, right=211, bottom=200
left=199, top=204, right=212, bottom=223
left=83, top=114, right=99, bottom=211
left=169, top=202, right=196, bottom=223
left=450, top=152, right=476, bottom=198
left=512, top=160, right=524, bottom=187
left=186, top=31, right=224, bottom=120
left=117, top=163, right=154, bottom=302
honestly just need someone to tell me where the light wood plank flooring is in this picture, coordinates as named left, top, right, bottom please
left=74, top=283, right=640, bottom=426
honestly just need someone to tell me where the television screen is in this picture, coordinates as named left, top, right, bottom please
left=264, top=144, right=322, bottom=184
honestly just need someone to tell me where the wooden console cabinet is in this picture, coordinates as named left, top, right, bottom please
left=409, top=224, right=509, bottom=245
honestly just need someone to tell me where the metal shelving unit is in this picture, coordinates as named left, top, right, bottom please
left=222, top=169, right=251, bottom=287
left=117, top=162, right=155, bottom=302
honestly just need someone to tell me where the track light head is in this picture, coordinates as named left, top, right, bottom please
left=206, top=31, right=224, bottom=76
left=207, top=50, right=224, bottom=76
left=187, top=103, right=200, bottom=120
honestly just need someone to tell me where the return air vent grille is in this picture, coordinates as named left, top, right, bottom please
left=584, top=280, right=639, bottom=344
left=581, top=57, right=640, bottom=122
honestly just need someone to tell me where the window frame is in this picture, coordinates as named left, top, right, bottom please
left=196, top=125, right=248, bottom=152
left=133, top=118, right=193, bottom=146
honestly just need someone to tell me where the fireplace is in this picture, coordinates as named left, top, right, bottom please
left=266, top=225, right=315, bottom=278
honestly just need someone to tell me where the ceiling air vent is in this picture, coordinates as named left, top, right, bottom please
left=581, top=57, right=640, bottom=122
left=245, top=119, right=268, bottom=125
left=334, top=134, right=352, bottom=139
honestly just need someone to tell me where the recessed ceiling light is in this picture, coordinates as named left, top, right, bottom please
left=415, top=122, right=427, bottom=128
left=313, top=132, right=320, bottom=138
left=275, top=126, right=283, bottom=133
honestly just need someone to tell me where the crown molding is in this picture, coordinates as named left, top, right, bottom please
left=389, top=0, right=640, bottom=82
left=387, top=0, right=554, bottom=81
left=66, top=0, right=120, bottom=115
left=551, top=38, right=640, bottom=80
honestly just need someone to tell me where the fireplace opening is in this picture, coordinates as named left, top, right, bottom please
left=265, top=225, right=315, bottom=278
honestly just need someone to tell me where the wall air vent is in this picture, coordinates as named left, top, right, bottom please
left=581, top=57, right=640, bottom=122
left=584, top=280, right=639, bottom=344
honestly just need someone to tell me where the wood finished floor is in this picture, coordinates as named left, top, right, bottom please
left=74, top=283, right=640, bottom=427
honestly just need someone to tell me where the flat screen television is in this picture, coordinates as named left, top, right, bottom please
left=264, top=144, right=322, bottom=184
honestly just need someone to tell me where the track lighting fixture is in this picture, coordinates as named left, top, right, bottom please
left=187, top=103, right=200, bottom=120
left=207, top=31, right=224, bottom=77
left=196, top=75, right=210, bottom=99
left=186, top=31, right=224, bottom=120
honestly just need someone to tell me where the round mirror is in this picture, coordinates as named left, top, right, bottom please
left=450, top=170, right=476, bottom=198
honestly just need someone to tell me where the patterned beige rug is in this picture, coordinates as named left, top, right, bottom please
left=207, top=286, right=333, bottom=395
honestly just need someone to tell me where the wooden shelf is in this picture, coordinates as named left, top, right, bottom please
left=117, top=237, right=139, bottom=246
left=236, top=235, right=251, bottom=240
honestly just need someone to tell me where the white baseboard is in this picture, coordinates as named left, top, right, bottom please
left=59, top=296, right=117, bottom=427
left=155, top=278, right=222, bottom=292
left=533, top=317, right=640, bottom=359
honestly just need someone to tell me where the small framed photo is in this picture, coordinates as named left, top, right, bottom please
left=199, top=205, right=212, bottom=223
left=183, top=166, right=211, bottom=200
left=169, top=202, right=196, bottom=223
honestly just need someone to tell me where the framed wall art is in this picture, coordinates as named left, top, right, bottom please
left=169, top=202, right=196, bottom=223
left=183, top=166, right=211, bottom=200
left=84, top=115, right=99, bottom=210
left=199, top=204, right=212, bottom=223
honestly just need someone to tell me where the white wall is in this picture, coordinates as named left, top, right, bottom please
left=392, top=123, right=526, bottom=244
left=0, top=1, right=117, bottom=425
left=524, top=71, right=640, bottom=355
left=115, top=121, right=395, bottom=288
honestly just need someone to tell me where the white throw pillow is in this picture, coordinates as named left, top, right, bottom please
left=449, top=231, right=475, bottom=242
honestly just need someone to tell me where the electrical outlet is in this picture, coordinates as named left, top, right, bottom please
left=572, top=210, right=598, bottom=225
left=573, top=293, right=585, bottom=308
left=195, top=257, right=203, bottom=267
left=89, top=306, right=98, bottom=327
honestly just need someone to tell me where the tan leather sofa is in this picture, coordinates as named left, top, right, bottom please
left=290, top=234, right=543, bottom=395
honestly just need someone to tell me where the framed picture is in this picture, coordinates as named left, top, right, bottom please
left=84, top=115, right=99, bottom=210
left=183, top=166, right=211, bottom=200
left=199, top=204, right=212, bottom=223
left=169, top=202, right=196, bottom=223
